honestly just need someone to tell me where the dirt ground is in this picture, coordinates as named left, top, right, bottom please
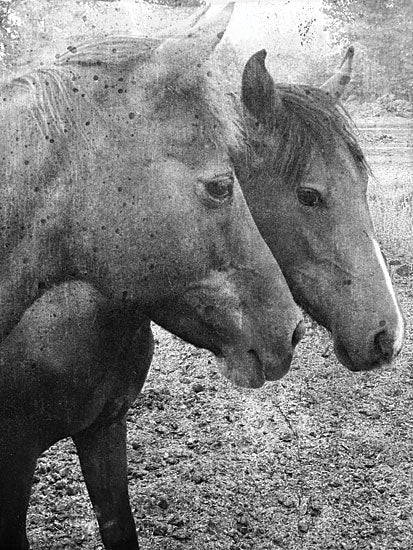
left=27, top=118, right=413, bottom=550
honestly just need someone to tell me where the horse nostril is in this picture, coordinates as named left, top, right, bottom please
left=292, top=320, right=306, bottom=348
left=373, top=329, right=394, bottom=361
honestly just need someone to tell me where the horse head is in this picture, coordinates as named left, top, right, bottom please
left=0, top=4, right=304, bottom=387
left=238, top=47, right=404, bottom=372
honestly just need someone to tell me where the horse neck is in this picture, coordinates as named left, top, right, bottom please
left=0, top=81, right=75, bottom=341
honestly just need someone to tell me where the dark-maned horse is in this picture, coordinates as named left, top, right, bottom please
left=240, top=47, right=404, bottom=371
left=0, top=6, right=305, bottom=549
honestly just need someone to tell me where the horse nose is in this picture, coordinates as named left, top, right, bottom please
left=373, top=326, right=401, bottom=364
left=292, top=320, right=306, bottom=348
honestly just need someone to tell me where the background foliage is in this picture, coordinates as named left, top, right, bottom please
left=0, top=0, right=412, bottom=107
left=321, top=0, right=413, bottom=101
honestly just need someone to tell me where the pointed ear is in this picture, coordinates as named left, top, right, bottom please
left=241, top=49, right=278, bottom=127
left=154, top=2, right=234, bottom=85
left=320, top=46, right=354, bottom=101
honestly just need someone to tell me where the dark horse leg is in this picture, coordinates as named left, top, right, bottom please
left=72, top=318, right=154, bottom=550
left=73, top=419, right=139, bottom=550
left=0, top=438, right=39, bottom=550
left=0, top=282, right=154, bottom=550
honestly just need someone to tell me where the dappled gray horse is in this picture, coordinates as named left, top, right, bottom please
left=0, top=5, right=304, bottom=550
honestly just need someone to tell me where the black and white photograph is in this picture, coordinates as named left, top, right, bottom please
left=0, top=1, right=411, bottom=549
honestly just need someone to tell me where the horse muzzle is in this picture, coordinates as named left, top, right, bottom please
left=217, top=319, right=305, bottom=388
left=333, top=323, right=404, bottom=372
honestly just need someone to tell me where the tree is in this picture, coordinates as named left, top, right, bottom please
left=0, top=1, right=205, bottom=69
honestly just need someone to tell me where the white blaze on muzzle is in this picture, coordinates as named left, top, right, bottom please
left=372, top=238, right=405, bottom=352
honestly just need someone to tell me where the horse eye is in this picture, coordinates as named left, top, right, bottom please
left=297, top=187, right=323, bottom=207
left=203, top=173, right=234, bottom=201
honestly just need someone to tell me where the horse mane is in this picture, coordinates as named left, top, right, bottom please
left=256, top=84, right=371, bottom=186
left=7, top=69, right=87, bottom=140
left=55, top=36, right=160, bottom=66
left=1, top=35, right=246, bottom=160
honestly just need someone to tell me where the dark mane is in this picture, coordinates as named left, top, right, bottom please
left=258, top=84, right=370, bottom=186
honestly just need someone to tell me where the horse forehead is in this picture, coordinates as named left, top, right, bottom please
left=157, top=110, right=199, bottom=140
left=148, top=107, right=228, bottom=160
left=306, top=143, right=366, bottom=190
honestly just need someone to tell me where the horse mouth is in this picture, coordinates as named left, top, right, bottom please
left=216, top=348, right=265, bottom=388
left=247, top=349, right=266, bottom=384
left=333, top=337, right=385, bottom=372
left=334, top=338, right=358, bottom=371
left=216, top=347, right=293, bottom=388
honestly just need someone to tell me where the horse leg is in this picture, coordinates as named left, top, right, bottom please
left=73, top=419, right=139, bottom=550
left=0, top=443, right=38, bottom=550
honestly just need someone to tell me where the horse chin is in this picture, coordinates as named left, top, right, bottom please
left=333, top=338, right=357, bottom=370
left=216, top=349, right=293, bottom=389
left=333, top=336, right=385, bottom=372
left=264, top=353, right=293, bottom=381
left=216, top=352, right=265, bottom=388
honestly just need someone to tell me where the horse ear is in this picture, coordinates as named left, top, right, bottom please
left=320, top=46, right=354, bottom=101
left=155, top=3, right=234, bottom=81
left=241, top=49, right=278, bottom=127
